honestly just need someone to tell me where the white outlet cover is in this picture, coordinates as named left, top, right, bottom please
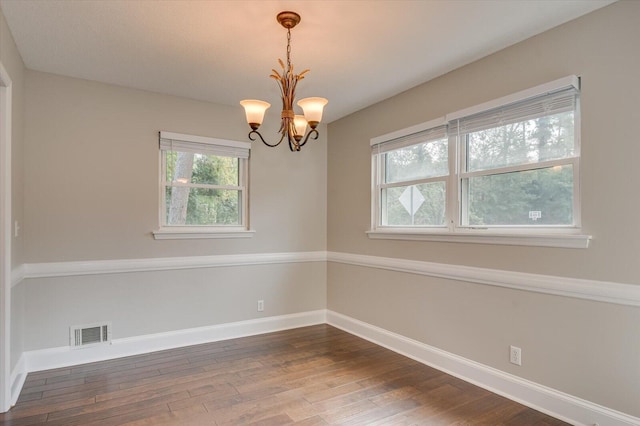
left=510, top=345, right=522, bottom=366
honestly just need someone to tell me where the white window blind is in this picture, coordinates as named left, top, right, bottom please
left=371, top=124, right=447, bottom=154
left=159, top=131, right=251, bottom=159
left=448, top=79, right=579, bottom=136
left=445, top=75, right=580, bottom=135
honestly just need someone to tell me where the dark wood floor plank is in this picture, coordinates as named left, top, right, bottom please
left=286, top=415, right=329, bottom=426
left=42, top=391, right=190, bottom=426
left=117, top=404, right=213, bottom=426
left=41, top=381, right=121, bottom=400
left=3, top=324, right=569, bottom=425
left=0, top=412, right=49, bottom=426
left=317, top=399, right=380, bottom=424
left=503, top=406, right=570, bottom=425
left=23, top=369, right=71, bottom=383
left=74, top=403, right=174, bottom=426
left=0, top=395, right=96, bottom=420
left=15, top=378, right=87, bottom=396
left=13, top=393, right=42, bottom=405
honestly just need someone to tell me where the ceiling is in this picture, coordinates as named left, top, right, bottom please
left=0, top=0, right=614, bottom=123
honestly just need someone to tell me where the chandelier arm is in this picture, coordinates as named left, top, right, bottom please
left=248, top=130, right=286, bottom=148
left=285, top=118, right=298, bottom=152
left=297, top=128, right=319, bottom=149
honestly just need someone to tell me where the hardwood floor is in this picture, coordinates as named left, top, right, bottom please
left=1, top=324, right=567, bottom=425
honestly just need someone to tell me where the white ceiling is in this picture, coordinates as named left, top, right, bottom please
left=0, top=0, right=614, bottom=123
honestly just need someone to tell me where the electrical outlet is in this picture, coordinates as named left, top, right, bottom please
left=257, top=300, right=264, bottom=312
left=510, top=345, right=522, bottom=366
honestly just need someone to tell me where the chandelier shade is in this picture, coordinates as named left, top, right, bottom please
left=297, top=97, right=328, bottom=126
left=239, top=100, right=271, bottom=129
left=293, top=115, right=308, bottom=136
left=240, top=11, right=328, bottom=152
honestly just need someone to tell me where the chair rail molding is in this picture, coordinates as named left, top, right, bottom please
left=327, top=251, right=640, bottom=307
left=16, top=251, right=640, bottom=307
left=23, top=251, right=327, bottom=278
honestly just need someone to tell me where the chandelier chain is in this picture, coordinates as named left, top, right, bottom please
left=286, top=28, right=292, bottom=72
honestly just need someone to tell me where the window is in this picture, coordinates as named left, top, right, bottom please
left=373, top=120, right=449, bottom=227
left=370, top=76, right=590, bottom=248
left=153, top=132, right=253, bottom=239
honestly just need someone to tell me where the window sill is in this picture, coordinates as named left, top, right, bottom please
left=153, top=228, right=255, bottom=240
left=366, top=229, right=591, bottom=249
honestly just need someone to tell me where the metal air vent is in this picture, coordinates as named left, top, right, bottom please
left=70, top=322, right=111, bottom=348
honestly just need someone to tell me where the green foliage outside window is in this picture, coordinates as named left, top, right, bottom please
left=164, top=151, right=242, bottom=226
left=465, top=111, right=574, bottom=226
left=382, top=111, right=575, bottom=227
left=383, top=139, right=448, bottom=226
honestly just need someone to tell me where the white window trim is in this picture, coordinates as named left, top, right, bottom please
left=152, top=227, right=255, bottom=240
left=0, top=61, right=13, bottom=412
left=154, top=132, right=254, bottom=240
left=366, top=229, right=590, bottom=249
left=369, top=76, right=591, bottom=249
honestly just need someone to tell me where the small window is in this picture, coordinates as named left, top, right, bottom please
left=373, top=121, right=449, bottom=227
left=370, top=76, right=588, bottom=247
left=154, top=132, right=251, bottom=239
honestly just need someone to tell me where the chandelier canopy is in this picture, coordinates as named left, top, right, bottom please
left=240, top=11, right=328, bottom=152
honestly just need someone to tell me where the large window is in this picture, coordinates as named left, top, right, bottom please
left=154, top=132, right=251, bottom=239
left=370, top=76, right=588, bottom=248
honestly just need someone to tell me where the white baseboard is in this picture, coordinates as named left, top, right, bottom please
left=326, top=310, right=640, bottom=426
left=13, top=310, right=639, bottom=425
left=25, top=310, right=326, bottom=373
left=9, top=354, right=26, bottom=407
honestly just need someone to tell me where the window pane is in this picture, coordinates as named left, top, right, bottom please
left=165, top=151, right=239, bottom=186
left=466, top=165, right=573, bottom=226
left=382, top=182, right=446, bottom=226
left=166, top=187, right=241, bottom=225
left=385, top=139, right=448, bottom=183
left=467, top=111, right=574, bottom=172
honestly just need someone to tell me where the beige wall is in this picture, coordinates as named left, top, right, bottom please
left=19, top=70, right=327, bottom=349
left=329, top=1, right=640, bottom=285
left=24, top=262, right=326, bottom=351
left=327, top=1, right=640, bottom=418
left=1, top=3, right=25, bottom=374
left=328, top=263, right=640, bottom=417
left=24, top=71, right=327, bottom=262
left=0, top=1, right=24, bottom=269
left=4, top=0, right=639, bottom=420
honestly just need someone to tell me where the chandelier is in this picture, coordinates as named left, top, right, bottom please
left=240, top=11, right=328, bottom=152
